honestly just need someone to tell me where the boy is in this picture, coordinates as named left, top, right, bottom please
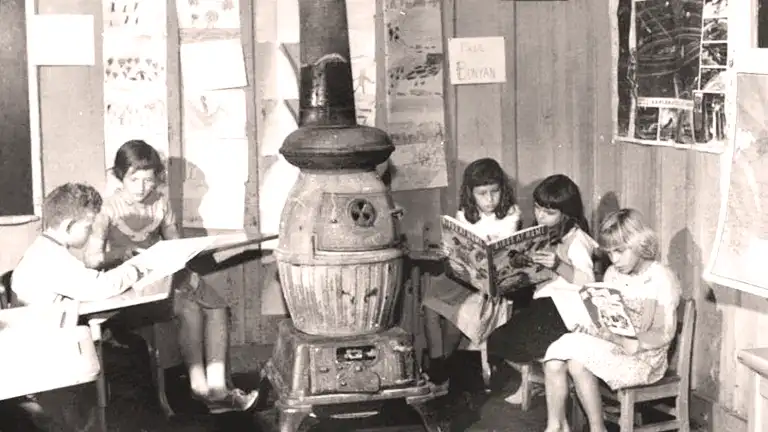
left=12, top=183, right=142, bottom=305
left=9, top=183, right=143, bottom=432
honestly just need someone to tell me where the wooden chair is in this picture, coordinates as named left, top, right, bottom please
left=570, top=298, right=696, bottom=432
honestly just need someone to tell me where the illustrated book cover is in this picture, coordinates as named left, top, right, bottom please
left=579, top=282, right=637, bottom=337
left=440, top=215, right=557, bottom=297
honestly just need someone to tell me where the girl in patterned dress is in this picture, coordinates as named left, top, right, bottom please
left=422, top=158, right=522, bottom=389
left=84, top=140, right=259, bottom=413
left=541, top=209, right=681, bottom=432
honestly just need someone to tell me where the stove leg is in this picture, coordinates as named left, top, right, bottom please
left=277, top=407, right=315, bottom=432
left=409, top=400, right=449, bottom=432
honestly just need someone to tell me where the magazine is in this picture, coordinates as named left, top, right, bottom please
left=579, top=282, right=637, bottom=337
left=440, top=215, right=557, bottom=297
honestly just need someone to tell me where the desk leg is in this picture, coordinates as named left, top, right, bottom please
left=88, top=319, right=108, bottom=432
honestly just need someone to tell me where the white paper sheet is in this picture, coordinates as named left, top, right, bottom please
left=28, top=15, right=95, bottom=66
left=180, top=39, right=248, bottom=91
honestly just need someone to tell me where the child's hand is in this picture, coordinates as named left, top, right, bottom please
left=531, top=250, right=559, bottom=269
left=572, top=324, right=597, bottom=336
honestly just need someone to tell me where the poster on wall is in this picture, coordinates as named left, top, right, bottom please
left=705, top=72, right=768, bottom=297
left=612, top=0, right=727, bottom=153
left=383, top=0, right=448, bottom=191
left=102, top=0, right=169, bottom=173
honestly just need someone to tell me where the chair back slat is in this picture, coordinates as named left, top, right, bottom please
left=666, top=299, right=695, bottom=382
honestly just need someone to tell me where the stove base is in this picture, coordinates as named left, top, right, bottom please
left=262, top=320, right=448, bottom=431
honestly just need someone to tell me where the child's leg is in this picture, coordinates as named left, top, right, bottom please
left=567, top=360, right=607, bottom=432
left=424, top=307, right=444, bottom=359
left=202, top=307, right=230, bottom=392
left=174, top=295, right=208, bottom=397
left=543, top=360, right=572, bottom=432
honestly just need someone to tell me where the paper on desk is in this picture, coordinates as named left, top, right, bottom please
left=125, top=236, right=220, bottom=290
left=27, top=14, right=95, bottom=65
left=180, top=39, right=248, bottom=91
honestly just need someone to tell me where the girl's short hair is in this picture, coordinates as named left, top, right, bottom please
left=598, top=208, right=659, bottom=260
left=533, top=174, right=590, bottom=235
left=111, top=140, right=166, bottom=182
left=459, top=158, right=516, bottom=223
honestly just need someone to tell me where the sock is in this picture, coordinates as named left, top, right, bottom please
left=206, top=362, right=227, bottom=393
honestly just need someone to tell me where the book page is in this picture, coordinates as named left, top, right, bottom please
left=489, top=225, right=556, bottom=297
left=580, top=283, right=637, bottom=337
left=549, top=289, right=594, bottom=331
left=440, top=215, right=492, bottom=294
left=125, top=236, right=220, bottom=289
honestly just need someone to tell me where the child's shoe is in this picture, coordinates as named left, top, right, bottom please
left=425, top=356, right=450, bottom=394
left=202, top=388, right=260, bottom=414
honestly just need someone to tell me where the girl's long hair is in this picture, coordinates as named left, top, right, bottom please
left=459, top=158, right=516, bottom=224
left=533, top=174, right=590, bottom=235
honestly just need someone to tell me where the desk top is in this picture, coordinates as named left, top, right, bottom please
left=78, top=275, right=173, bottom=316
left=738, top=348, right=768, bottom=378
left=78, top=232, right=278, bottom=316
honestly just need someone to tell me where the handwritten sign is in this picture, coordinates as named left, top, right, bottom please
left=448, top=37, right=506, bottom=85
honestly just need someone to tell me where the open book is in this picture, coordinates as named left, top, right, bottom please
left=579, top=282, right=637, bottom=337
left=123, top=233, right=272, bottom=291
left=440, top=215, right=557, bottom=297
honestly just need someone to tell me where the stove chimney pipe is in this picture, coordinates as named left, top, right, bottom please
left=279, top=0, right=394, bottom=170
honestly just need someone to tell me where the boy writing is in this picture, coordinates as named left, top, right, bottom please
left=12, top=183, right=143, bottom=305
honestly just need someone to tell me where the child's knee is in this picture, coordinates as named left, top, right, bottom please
left=544, top=359, right=567, bottom=374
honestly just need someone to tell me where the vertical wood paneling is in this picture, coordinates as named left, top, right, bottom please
left=452, top=0, right=757, bottom=428
left=499, top=1, right=517, bottom=198
left=454, top=0, right=503, bottom=171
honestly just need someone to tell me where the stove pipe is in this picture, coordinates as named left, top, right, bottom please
left=274, top=0, right=405, bottom=337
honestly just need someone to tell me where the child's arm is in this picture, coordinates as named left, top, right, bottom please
left=533, top=232, right=595, bottom=285
left=159, top=196, right=181, bottom=240
left=633, top=268, right=681, bottom=351
left=55, top=260, right=142, bottom=301
left=83, top=212, right=109, bottom=268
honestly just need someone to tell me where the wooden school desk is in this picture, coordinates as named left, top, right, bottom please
left=0, top=305, right=99, bottom=401
left=738, top=348, right=768, bottom=432
left=78, top=232, right=279, bottom=424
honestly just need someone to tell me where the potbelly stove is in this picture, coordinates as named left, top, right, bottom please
left=261, top=1, right=444, bottom=431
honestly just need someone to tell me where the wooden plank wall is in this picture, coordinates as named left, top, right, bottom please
left=451, top=0, right=766, bottom=429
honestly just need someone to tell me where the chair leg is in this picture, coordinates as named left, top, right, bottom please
left=137, top=325, right=175, bottom=418
left=88, top=319, right=108, bottom=432
left=618, top=391, right=635, bottom=432
left=678, top=392, right=690, bottom=432
left=568, top=391, right=586, bottom=432
left=520, top=364, right=532, bottom=412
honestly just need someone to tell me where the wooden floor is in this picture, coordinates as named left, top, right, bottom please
left=0, top=337, right=551, bottom=431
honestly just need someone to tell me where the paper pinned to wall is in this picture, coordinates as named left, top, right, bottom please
left=103, top=31, right=168, bottom=168
left=176, top=0, right=241, bottom=29
left=447, top=36, right=506, bottom=85
left=182, top=138, right=249, bottom=229
left=347, top=0, right=377, bottom=126
left=103, top=0, right=166, bottom=33
left=180, top=39, right=248, bottom=91
left=183, top=89, right=247, bottom=139
left=28, top=14, right=95, bottom=66
left=383, top=0, right=447, bottom=191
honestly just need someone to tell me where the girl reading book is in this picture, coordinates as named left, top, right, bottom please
left=84, top=140, right=259, bottom=413
left=422, top=158, right=522, bottom=391
left=541, top=209, right=681, bottom=432
left=486, top=174, right=598, bottom=403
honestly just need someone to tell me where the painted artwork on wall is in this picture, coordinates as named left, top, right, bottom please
left=612, top=0, right=728, bottom=153
left=706, top=72, right=768, bottom=296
